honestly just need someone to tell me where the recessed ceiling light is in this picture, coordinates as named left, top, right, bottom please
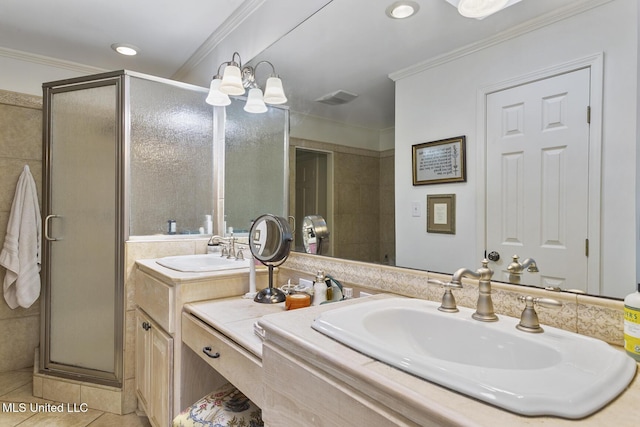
left=385, top=1, right=420, bottom=19
left=111, top=43, right=139, bottom=56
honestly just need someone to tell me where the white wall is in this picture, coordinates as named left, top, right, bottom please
left=393, top=0, right=637, bottom=298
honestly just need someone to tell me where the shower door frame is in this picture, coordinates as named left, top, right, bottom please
left=41, top=71, right=126, bottom=387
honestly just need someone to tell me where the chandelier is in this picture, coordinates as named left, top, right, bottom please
left=205, top=52, right=287, bottom=113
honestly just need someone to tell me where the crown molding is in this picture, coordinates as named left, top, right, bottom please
left=389, top=0, right=613, bottom=82
left=0, top=46, right=105, bottom=74
left=172, top=0, right=266, bottom=81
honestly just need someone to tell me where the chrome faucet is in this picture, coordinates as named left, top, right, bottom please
left=451, top=259, right=498, bottom=322
left=208, top=234, right=239, bottom=259
left=506, top=255, right=539, bottom=274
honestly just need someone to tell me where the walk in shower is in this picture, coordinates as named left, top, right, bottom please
left=41, top=70, right=288, bottom=387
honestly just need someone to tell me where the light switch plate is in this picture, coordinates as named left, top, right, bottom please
left=411, top=201, right=421, bottom=217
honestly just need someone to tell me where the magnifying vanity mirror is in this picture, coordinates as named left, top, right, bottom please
left=302, top=215, right=330, bottom=255
left=250, top=214, right=293, bottom=304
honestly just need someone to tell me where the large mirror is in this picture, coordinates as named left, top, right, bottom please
left=249, top=0, right=636, bottom=299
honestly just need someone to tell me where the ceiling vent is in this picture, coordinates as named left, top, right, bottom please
left=315, top=90, right=359, bottom=106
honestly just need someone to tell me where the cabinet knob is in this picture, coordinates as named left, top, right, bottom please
left=202, top=346, right=220, bottom=358
left=141, top=321, right=151, bottom=331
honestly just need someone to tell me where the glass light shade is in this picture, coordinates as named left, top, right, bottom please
left=457, top=0, right=509, bottom=18
left=385, top=1, right=419, bottom=19
left=244, top=88, right=268, bottom=113
left=263, top=77, right=287, bottom=105
left=391, top=5, right=415, bottom=18
left=219, top=65, right=245, bottom=96
left=205, top=78, right=231, bottom=106
left=111, top=43, right=138, bottom=56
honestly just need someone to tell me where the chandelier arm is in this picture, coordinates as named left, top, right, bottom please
left=254, top=61, right=277, bottom=76
left=214, top=62, right=227, bottom=79
left=231, top=51, right=242, bottom=68
left=242, top=61, right=278, bottom=90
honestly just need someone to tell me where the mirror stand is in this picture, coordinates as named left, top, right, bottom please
left=254, top=265, right=286, bottom=303
left=249, top=214, right=293, bottom=304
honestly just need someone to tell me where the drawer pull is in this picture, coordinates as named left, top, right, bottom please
left=203, top=346, right=220, bottom=359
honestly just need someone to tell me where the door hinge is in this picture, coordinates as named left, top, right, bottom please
left=587, top=106, right=591, bottom=124
left=585, top=238, right=589, bottom=257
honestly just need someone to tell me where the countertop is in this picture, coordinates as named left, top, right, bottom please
left=184, top=297, right=284, bottom=358
left=257, top=294, right=640, bottom=427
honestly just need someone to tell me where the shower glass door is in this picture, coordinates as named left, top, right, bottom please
left=42, top=76, right=123, bottom=385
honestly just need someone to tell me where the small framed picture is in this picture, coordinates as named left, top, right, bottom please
left=427, top=194, right=456, bottom=234
left=412, top=136, right=466, bottom=185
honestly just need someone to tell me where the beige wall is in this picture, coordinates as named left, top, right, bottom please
left=290, top=138, right=395, bottom=264
left=0, top=90, right=42, bottom=371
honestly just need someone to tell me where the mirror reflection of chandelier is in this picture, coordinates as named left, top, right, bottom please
left=444, top=0, right=522, bottom=19
left=205, top=52, right=287, bottom=113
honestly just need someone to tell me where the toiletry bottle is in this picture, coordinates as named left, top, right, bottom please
left=205, top=215, right=213, bottom=234
left=624, top=284, right=640, bottom=361
left=244, top=253, right=257, bottom=299
left=312, top=271, right=328, bottom=306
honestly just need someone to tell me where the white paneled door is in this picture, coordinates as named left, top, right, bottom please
left=486, top=68, right=590, bottom=291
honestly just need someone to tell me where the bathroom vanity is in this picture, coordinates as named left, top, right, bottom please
left=180, top=292, right=640, bottom=427
left=257, top=295, right=640, bottom=426
left=132, top=248, right=640, bottom=427
left=133, top=259, right=269, bottom=426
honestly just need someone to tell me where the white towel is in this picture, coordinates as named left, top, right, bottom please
left=0, top=165, right=42, bottom=309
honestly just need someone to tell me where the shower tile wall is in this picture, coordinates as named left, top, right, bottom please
left=0, top=90, right=42, bottom=372
left=334, top=150, right=381, bottom=262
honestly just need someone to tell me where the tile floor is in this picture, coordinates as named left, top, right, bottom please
left=0, top=369, right=151, bottom=427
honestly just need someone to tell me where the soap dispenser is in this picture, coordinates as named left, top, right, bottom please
left=312, top=271, right=328, bottom=306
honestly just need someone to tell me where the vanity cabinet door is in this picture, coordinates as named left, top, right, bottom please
left=135, top=308, right=173, bottom=427
left=149, top=326, right=173, bottom=427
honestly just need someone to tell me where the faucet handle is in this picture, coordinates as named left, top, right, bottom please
left=427, top=278, right=462, bottom=289
left=428, top=279, right=462, bottom=313
left=516, top=295, right=562, bottom=333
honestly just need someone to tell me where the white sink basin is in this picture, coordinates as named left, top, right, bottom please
left=156, top=254, right=250, bottom=272
left=311, top=297, right=637, bottom=418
